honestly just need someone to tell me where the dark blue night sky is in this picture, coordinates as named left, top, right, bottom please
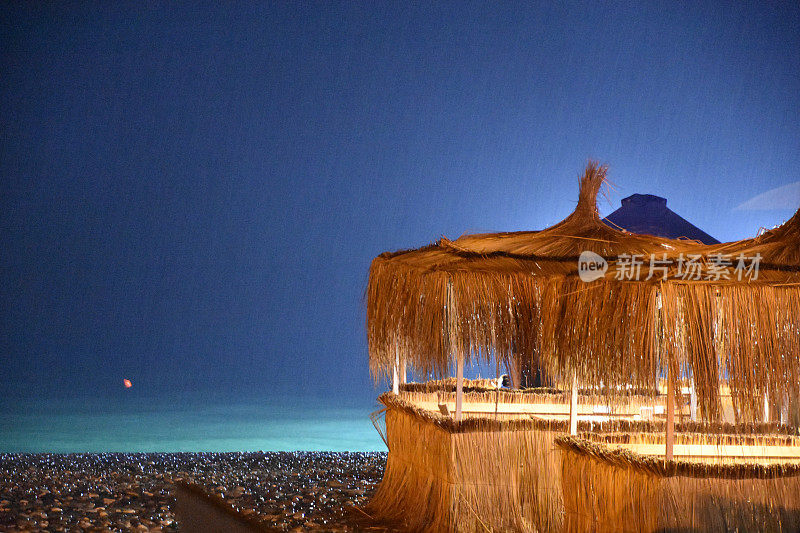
left=2, top=2, right=799, bottom=403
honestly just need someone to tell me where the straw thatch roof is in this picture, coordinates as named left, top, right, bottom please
left=366, top=162, right=800, bottom=423
left=602, top=193, right=720, bottom=244
left=709, top=206, right=800, bottom=267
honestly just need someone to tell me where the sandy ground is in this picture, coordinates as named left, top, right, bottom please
left=0, top=451, right=391, bottom=532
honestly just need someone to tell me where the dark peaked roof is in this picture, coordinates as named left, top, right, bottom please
left=602, top=193, right=720, bottom=244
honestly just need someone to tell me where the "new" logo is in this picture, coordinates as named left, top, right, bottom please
left=578, top=251, right=608, bottom=282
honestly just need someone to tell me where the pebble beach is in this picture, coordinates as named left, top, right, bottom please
left=0, top=451, right=389, bottom=532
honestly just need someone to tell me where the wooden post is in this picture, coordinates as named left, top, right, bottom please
left=392, top=346, right=399, bottom=395
left=495, top=356, right=501, bottom=416
left=510, top=357, right=521, bottom=389
left=455, top=350, right=464, bottom=421
left=447, top=278, right=464, bottom=421
left=689, top=376, right=697, bottom=422
left=658, top=287, right=674, bottom=460
left=782, top=391, right=789, bottom=425
left=763, top=391, right=770, bottom=423
left=792, top=385, right=800, bottom=428
left=400, top=357, right=407, bottom=385
left=569, top=374, right=578, bottom=436
left=666, top=367, right=675, bottom=460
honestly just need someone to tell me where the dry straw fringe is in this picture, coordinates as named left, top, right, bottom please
left=556, top=434, right=800, bottom=532
left=367, top=400, right=566, bottom=533
left=399, top=381, right=660, bottom=405
left=368, top=394, right=796, bottom=532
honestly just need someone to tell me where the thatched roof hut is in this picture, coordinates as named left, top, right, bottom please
left=365, top=163, right=800, bottom=532
left=367, top=162, right=800, bottom=424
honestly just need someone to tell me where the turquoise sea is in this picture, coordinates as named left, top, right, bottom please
left=0, top=394, right=386, bottom=453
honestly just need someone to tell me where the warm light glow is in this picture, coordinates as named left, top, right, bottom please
left=123, top=378, right=132, bottom=388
